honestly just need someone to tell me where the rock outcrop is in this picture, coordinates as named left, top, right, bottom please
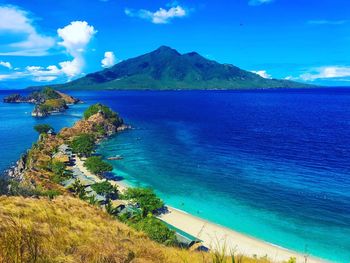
left=3, top=88, right=80, bottom=118
left=6, top=154, right=27, bottom=182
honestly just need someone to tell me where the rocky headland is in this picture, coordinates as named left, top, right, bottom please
left=3, top=87, right=80, bottom=117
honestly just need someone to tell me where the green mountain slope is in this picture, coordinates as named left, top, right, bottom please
left=31, top=46, right=314, bottom=90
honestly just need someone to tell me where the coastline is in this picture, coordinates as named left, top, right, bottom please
left=74, top=156, right=325, bottom=263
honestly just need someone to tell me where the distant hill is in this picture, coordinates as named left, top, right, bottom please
left=30, top=46, right=314, bottom=90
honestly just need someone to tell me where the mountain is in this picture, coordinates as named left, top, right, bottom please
left=30, top=46, right=314, bottom=90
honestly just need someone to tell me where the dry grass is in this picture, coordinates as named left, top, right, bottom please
left=0, top=195, right=212, bottom=263
left=0, top=196, right=272, bottom=263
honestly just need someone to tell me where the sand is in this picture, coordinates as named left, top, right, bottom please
left=75, top=157, right=325, bottom=263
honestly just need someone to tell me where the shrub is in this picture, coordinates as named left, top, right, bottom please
left=84, top=156, right=113, bottom=175
left=70, top=133, right=95, bottom=157
left=42, top=87, right=60, bottom=99
left=34, top=124, right=53, bottom=134
left=0, top=177, right=8, bottom=195
left=122, top=188, right=164, bottom=217
left=44, top=98, right=66, bottom=109
left=50, top=161, right=70, bottom=183
left=132, top=215, right=176, bottom=245
left=83, top=103, right=123, bottom=125
left=69, top=179, right=87, bottom=200
left=91, top=181, right=118, bottom=199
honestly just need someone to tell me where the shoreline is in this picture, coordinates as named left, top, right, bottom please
left=74, top=156, right=325, bottom=263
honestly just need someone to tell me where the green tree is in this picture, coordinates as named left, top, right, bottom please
left=132, top=215, right=176, bottom=244
left=91, top=180, right=118, bottom=199
left=84, top=156, right=113, bottom=175
left=69, top=179, right=87, bottom=200
left=50, top=161, right=68, bottom=183
left=42, top=87, right=60, bottom=99
left=83, top=103, right=123, bottom=125
left=70, top=133, right=95, bottom=157
left=34, top=124, right=53, bottom=134
left=122, top=187, right=164, bottom=217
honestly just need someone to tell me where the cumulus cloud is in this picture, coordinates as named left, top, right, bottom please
left=249, top=0, right=274, bottom=6
left=0, top=5, right=55, bottom=56
left=0, top=65, right=60, bottom=82
left=299, top=66, right=350, bottom=81
left=56, top=21, right=97, bottom=79
left=101, top=51, right=116, bottom=68
left=0, top=61, right=12, bottom=69
left=125, top=5, right=187, bottom=24
left=0, top=20, right=97, bottom=82
left=251, top=70, right=272, bottom=79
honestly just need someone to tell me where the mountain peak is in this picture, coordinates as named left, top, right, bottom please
left=153, top=46, right=180, bottom=55
left=31, top=46, right=314, bottom=90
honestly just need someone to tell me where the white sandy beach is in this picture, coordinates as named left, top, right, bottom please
left=75, top=157, right=325, bottom=263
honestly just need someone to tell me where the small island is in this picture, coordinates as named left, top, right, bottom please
left=3, top=87, right=80, bottom=117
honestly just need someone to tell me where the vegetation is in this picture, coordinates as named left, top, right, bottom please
left=132, top=215, right=176, bottom=244
left=38, top=46, right=314, bottom=91
left=84, top=156, right=113, bottom=175
left=50, top=160, right=70, bottom=183
left=0, top=196, right=216, bottom=263
left=43, top=98, right=66, bottom=109
left=0, top=177, right=8, bottom=195
left=91, top=180, right=118, bottom=199
left=69, top=179, right=87, bottom=200
left=41, top=87, right=61, bottom=99
left=34, top=124, right=53, bottom=134
left=70, top=133, right=95, bottom=156
left=83, top=103, right=123, bottom=126
left=122, top=187, right=164, bottom=217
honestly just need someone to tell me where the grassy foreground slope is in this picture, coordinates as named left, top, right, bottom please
left=0, top=196, right=207, bottom=263
left=0, top=196, right=272, bottom=263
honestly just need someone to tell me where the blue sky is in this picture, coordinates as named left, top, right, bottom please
left=0, top=0, right=349, bottom=88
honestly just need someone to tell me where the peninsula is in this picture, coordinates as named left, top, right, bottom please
left=3, top=87, right=80, bottom=117
left=0, top=102, right=323, bottom=263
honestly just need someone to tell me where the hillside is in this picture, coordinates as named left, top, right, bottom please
left=0, top=195, right=211, bottom=263
left=30, top=46, right=313, bottom=90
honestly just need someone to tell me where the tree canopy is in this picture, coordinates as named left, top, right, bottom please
left=70, top=134, right=95, bottom=156
left=123, top=187, right=164, bottom=217
left=84, top=156, right=113, bottom=175
left=91, top=180, right=118, bottom=199
left=83, top=103, right=123, bottom=125
left=34, top=124, right=53, bottom=134
left=132, top=215, right=176, bottom=244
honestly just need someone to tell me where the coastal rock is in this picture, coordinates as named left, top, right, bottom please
left=31, top=105, right=49, bottom=117
left=6, top=154, right=27, bottom=181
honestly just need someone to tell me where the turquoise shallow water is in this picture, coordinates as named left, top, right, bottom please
left=1, top=89, right=350, bottom=262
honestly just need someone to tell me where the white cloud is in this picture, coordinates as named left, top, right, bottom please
left=25, top=65, right=60, bottom=82
left=0, top=5, right=55, bottom=56
left=251, top=70, right=272, bottom=79
left=125, top=5, right=187, bottom=24
left=57, top=21, right=97, bottom=79
left=0, top=20, right=97, bottom=83
left=308, top=20, right=347, bottom=25
left=299, top=66, right=350, bottom=81
left=0, top=65, right=59, bottom=82
left=249, top=0, right=274, bottom=6
left=101, top=51, right=116, bottom=68
left=0, top=61, right=12, bottom=69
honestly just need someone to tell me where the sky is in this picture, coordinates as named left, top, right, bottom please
left=0, top=0, right=349, bottom=89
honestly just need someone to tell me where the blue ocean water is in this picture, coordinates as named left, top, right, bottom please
left=1, top=89, right=350, bottom=262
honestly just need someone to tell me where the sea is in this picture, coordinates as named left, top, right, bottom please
left=0, top=89, right=349, bottom=262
